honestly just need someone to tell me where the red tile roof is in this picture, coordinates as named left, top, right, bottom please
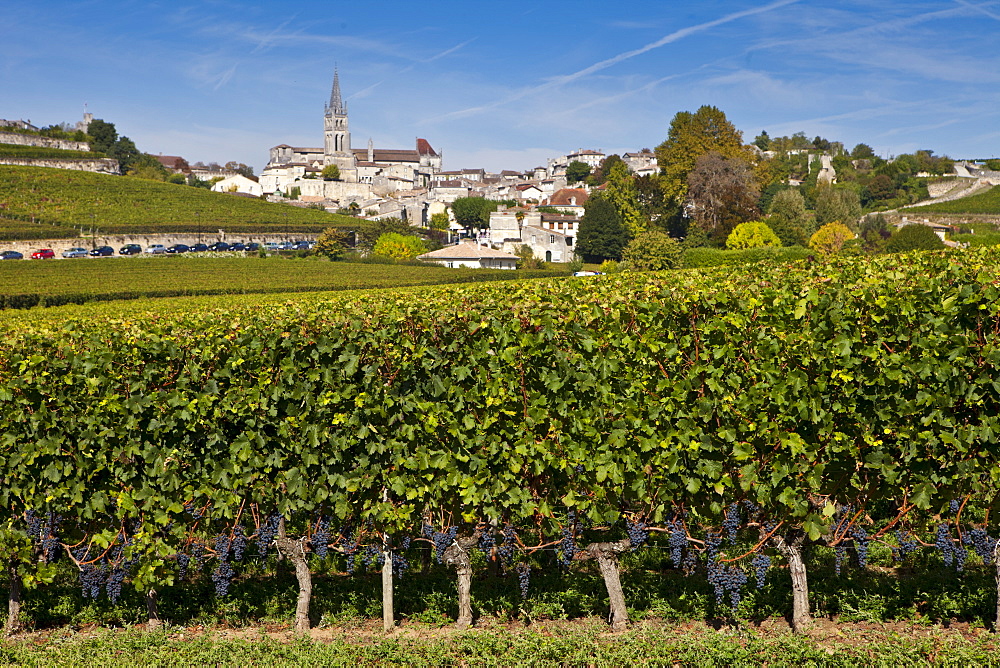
left=546, top=188, right=589, bottom=207
left=416, top=138, right=438, bottom=155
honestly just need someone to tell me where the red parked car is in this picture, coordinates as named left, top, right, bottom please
left=30, top=248, right=55, bottom=259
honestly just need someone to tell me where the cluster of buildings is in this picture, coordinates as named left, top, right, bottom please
left=238, top=69, right=657, bottom=267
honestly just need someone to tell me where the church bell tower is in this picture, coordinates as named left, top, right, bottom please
left=323, top=68, right=357, bottom=181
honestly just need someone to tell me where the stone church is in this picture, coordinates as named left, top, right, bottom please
left=259, top=69, right=442, bottom=200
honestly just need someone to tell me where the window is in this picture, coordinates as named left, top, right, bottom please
left=549, top=235, right=555, bottom=244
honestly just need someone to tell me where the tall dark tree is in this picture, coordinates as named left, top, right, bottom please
left=87, top=119, right=118, bottom=153
left=565, top=160, right=591, bottom=184
left=634, top=175, right=679, bottom=233
left=106, top=136, right=140, bottom=175
left=576, top=195, right=628, bottom=262
left=686, top=152, right=760, bottom=244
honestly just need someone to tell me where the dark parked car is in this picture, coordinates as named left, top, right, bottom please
left=228, top=242, right=246, bottom=251
left=119, top=244, right=142, bottom=255
left=31, top=248, right=55, bottom=259
left=207, top=242, right=230, bottom=252
left=0, top=250, right=23, bottom=260
left=245, top=242, right=261, bottom=252
left=189, top=243, right=209, bottom=253
left=289, top=241, right=312, bottom=250
left=90, top=246, right=115, bottom=257
left=166, top=244, right=190, bottom=254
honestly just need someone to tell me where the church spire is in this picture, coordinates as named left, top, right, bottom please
left=327, top=67, right=346, bottom=116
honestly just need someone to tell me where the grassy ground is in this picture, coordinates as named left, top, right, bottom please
left=0, top=165, right=356, bottom=236
left=3, top=541, right=999, bottom=664
left=3, top=620, right=998, bottom=666
left=0, top=255, right=564, bottom=309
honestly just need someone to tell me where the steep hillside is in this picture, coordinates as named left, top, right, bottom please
left=0, top=165, right=358, bottom=237
left=907, top=185, right=1000, bottom=214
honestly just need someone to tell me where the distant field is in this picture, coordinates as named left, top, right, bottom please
left=907, top=185, right=1000, bottom=214
left=0, top=143, right=106, bottom=159
left=0, top=255, right=564, bottom=309
left=0, top=165, right=358, bottom=236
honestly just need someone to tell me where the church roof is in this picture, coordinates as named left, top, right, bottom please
left=416, top=138, right=438, bottom=156
left=327, top=68, right=346, bottom=115
left=352, top=148, right=421, bottom=163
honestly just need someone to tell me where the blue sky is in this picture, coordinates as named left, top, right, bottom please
left=3, top=1, right=999, bottom=173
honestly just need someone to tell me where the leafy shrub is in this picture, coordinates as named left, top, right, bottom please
left=726, top=221, right=780, bottom=250
left=809, top=222, right=855, bottom=255
left=682, top=246, right=810, bottom=269
left=885, top=224, right=945, bottom=253
left=622, top=230, right=682, bottom=270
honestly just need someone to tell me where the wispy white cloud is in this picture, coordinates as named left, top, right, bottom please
left=427, top=0, right=800, bottom=123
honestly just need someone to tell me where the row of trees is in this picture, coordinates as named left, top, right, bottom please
left=573, top=104, right=959, bottom=266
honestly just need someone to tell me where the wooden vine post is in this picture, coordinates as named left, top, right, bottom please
left=274, top=518, right=312, bottom=635
left=574, top=539, right=632, bottom=632
left=773, top=530, right=811, bottom=633
left=145, top=589, right=162, bottom=631
left=443, top=536, right=478, bottom=629
left=5, top=560, right=21, bottom=637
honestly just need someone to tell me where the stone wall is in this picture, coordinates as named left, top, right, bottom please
left=0, top=132, right=90, bottom=151
left=0, top=157, right=120, bottom=174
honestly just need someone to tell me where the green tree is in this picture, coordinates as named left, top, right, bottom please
left=584, top=154, right=623, bottom=187
left=656, top=105, right=754, bottom=203
left=814, top=186, right=862, bottom=228
left=686, top=151, right=760, bottom=244
left=126, top=153, right=171, bottom=181
left=767, top=188, right=813, bottom=246
left=565, top=160, right=591, bottom=184
left=986, top=159, right=1000, bottom=171
left=321, top=164, right=341, bottom=181
left=634, top=174, right=679, bottom=233
left=312, top=227, right=351, bottom=259
left=372, top=232, right=426, bottom=259
left=885, top=224, right=945, bottom=253
left=576, top=195, right=628, bottom=262
left=753, top=130, right=771, bottom=150
left=726, top=221, right=780, bottom=249
left=851, top=143, right=875, bottom=159
left=87, top=119, right=117, bottom=153
left=621, top=229, right=682, bottom=270
left=515, top=244, right=546, bottom=269
left=809, top=221, right=855, bottom=255
left=603, top=160, right=646, bottom=238
left=429, top=212, right=450, bottom=230
left=451, top=197, right=497, bottom=228
left=107, top=136, right=140, bottom=174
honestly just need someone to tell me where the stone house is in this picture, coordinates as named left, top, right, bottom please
left=211, top=174, right=264, bottom=197
left=416, top=240, right=518, bottom=269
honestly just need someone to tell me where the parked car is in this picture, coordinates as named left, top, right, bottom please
left=228, top=242, right=246, bottom=251
left=245, top=242, right=261, bottom=252
left=119, top=244, right=142, bottom=255
left=62, top=247, right=89, bottom=258
left=90, top=246, right=115, bottom=257
left=289, top=241, right=312, bottom=250
left=572, top=271, right=603, bottom=277
left=30, top=248, right=55, bottom=259
left=188, top=243, right=209, bottom=253
left=166, top=244, right=190, bottom=254
left=207, top=242, right=230, bottom=252
left=0, top=250, right=23, bottom=260
left=145, top=244, right=166, bottom=254
left=263, top=242, right=282, bottom=251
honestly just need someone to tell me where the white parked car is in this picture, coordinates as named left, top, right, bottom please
left=145, top=244, right=166, bottom=254
left=573, top=270, right=603, bottom=277
left=62, top=247, right=89, bottom=258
